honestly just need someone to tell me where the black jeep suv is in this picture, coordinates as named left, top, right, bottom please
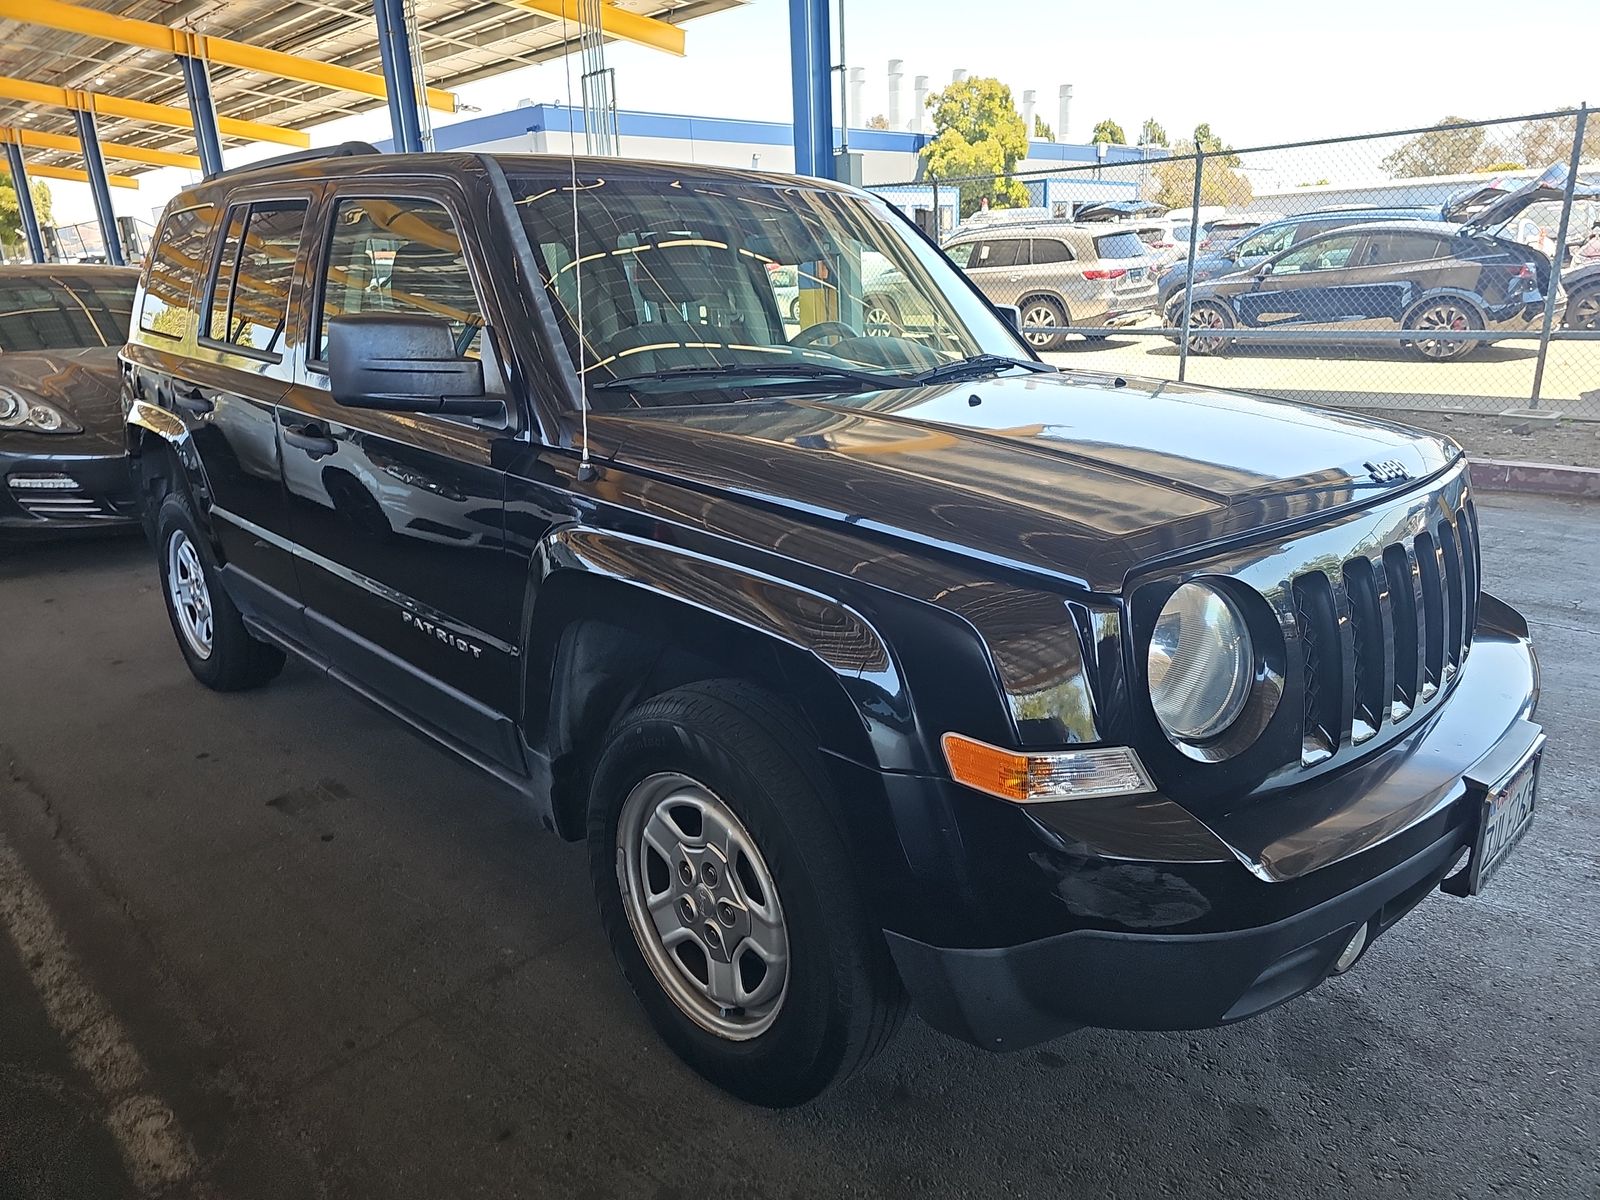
left=122, top=146, right=1542, bottom=1107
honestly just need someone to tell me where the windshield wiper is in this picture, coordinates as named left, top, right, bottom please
left=591, top=361, right=913, bottom=393
left=908, top=354, right=1056, bottom=385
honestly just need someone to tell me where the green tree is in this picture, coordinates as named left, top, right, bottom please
left=1191, top=122, right=1242, bottom=166
left=1091, top=118, right=1126, bottom=145
left=865, top=113, right=890, bottom=130
left=1033, top=114, right=1055, bottom=142
left=1154, top=138, right=1253, bottom=209
left=921, top=76, right=1030, bottom=217
left=1381, top=116, right=1502, bottom=178
left=1139, top=117, right=1168, bottom=147
left=0, top=175, right=53, bottom=253
left=1507, top=111, right=1600, bottom=169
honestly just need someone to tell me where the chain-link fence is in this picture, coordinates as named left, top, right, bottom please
left=870, top=108, right=1599, bottom=466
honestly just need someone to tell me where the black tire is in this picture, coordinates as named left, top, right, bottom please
left=1563, top=284, right=1600, bottom=331
left=155, top=491, right=285, bottom=692
left=1018, top=296, right=1069, bottom=351
left=1402, top=297, right=1482, bottom=361
left=1184, top=301, right=1234, bottom=355
left=587, top=679, right=906, bottom=1106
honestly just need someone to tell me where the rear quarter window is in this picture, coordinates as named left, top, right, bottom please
left=1092, top=231, right=1146, bottom=260
left=140, top=203, right=216, bottom=340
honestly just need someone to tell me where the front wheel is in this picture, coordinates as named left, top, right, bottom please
left=1019, top=297, right=1068, bottom=351
left=1183, top=302, right=1234, bottom=355
left=588, top=680, right=906, bottom=1106
left=1404, top=298, right=1482, bottom=360
left=1564, top=284, right=1600, bottom=331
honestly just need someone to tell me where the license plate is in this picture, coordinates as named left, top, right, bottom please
left=1127, top=268, right=1145, bottom=281
left=1455, top=751, right=1540, bottom=896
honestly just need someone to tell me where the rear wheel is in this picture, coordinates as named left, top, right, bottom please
left=863, top=294, right=901, bottom=337
left=1564, top=284, right=1600, bottom=331
left=1019, top=297, right=1068, bottom=351
left=588, top=680, right=906, bottom=1106
left=1404, top=298, right=1482, bottom=361
left=155, top=492, right=284, bottom=691
left=1184, top=302, right=1234, bottom=355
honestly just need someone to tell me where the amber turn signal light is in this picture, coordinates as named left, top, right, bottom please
left=940, top=733, right=1156, bottom=803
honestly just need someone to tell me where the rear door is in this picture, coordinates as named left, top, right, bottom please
left=1343, top=231, right=1455, bottom=328
left=277, top=183, right=525, bottom=771
left=170, top=192, right=313, bottom=618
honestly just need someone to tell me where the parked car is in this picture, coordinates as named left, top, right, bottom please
left=943, top=223, right=1158, bottom=348
left=1121, top=218, right=1194, bottom=270
left=1158, top=207, right=1439, bottom=305
left=125, top=146, right=1541, bottom=1107
left=1196, top=215, right=1278, bottom=252
left=1562, top=255, right=1600, bottom=329
left=0, top=265, right=141, bottom=537
left=1174, top=218, right=1553, bottom=360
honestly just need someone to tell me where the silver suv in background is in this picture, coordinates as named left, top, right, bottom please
left=943, top=224, right=1158, bottom=349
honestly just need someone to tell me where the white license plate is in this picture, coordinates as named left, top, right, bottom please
left=1466, top=753, right=1540, bottom=894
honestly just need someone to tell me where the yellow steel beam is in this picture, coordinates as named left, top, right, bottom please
left=0, top=125, right=201, bottom=169
left=15, top=160, right=138, bottom=189
left=0, top=75, right=309, bottom=147
left=497, top=0, right=686, bottom=56
left=0, top=0, right=457, bottom=112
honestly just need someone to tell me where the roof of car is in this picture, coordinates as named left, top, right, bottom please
left=944, top=222, right=1130, bottom=241
left=0, top=264, right=140, bottom=280
left=1312, top=218, right=1462, bottom=236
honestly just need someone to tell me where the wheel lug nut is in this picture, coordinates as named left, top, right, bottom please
left=701, top=862, right=719, bottom=886
left=703, top=923, right=721, bottom=949
left=717, top=901, right=737, bottom=927
left=678, top=860, right=694, bottom=886
left=678, top=896, right=696, bottom=923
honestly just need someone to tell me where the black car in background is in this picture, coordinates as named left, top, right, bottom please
left=122, top=148, right=1541, bottom=1106
left=1158, top=207, right=1437, bottom=305
left=1177, top=219, right=1552, bottom=360
left=0, top=265, right=141, bottom=537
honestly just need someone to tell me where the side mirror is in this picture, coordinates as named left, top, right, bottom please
left=1254, top=260, right=1275, bottom=277
left=327, top=313, right=501, bottom=417
left=994, top=303, right=1023, bottom=332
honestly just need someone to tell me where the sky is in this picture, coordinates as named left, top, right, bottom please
left=41, top=0, right=1587, bottom=229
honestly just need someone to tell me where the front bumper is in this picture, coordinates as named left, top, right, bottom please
left=873, top=602, right=1540, bottom=1051
left=0, top=442, right=138, bottom=536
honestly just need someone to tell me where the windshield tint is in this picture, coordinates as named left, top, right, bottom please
left=509, top=170, right=1019, bottom=409
left=0, top=274, right=135, bottom=352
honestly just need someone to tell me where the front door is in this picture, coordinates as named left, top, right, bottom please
left=277, top=187, right=524, bottom=771
left=1234, top=230, right=1363, bottom=330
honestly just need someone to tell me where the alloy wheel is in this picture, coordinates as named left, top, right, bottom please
left=1187, top=305, right=1230, bottom=355
left=615, top=772, right=789, bottom=1040
left=167, top=530, right=214, bottom=660
left=1022, top=304, right=1059, bottom=348
left=1412, top=301, right=1474, bottom=360
left=1568, top=290, right=1600, bottom=332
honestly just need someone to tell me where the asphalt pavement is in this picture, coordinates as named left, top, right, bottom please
left=0, top=493, right=1596, bottom=1200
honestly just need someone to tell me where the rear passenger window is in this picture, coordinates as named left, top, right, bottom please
left=204, top=200, right=307, bottom=355
left=1363, top=233, right=1450, bottom=265
left=140, top=203, right=215, bottom=339
left=316, top=197, right=484, bottom=361
left=1030, top=238, right=1074, bottom=265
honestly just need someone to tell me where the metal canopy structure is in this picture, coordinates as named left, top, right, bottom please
left=0, top=0, right=745, bottom=179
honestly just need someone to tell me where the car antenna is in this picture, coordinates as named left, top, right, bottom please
left=561, top=4, right=599, bottom=482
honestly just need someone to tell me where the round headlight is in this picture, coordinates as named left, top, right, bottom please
left=26, top=402, right=64, bottom=432
left=1147, top=582, right=1253, bottom=742
left=0, top=389, right=21, bottom=425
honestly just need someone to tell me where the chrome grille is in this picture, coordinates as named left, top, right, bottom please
left=7, top=481, right=118, bottom=521
left=1290, top=497, right=1479, bottom=765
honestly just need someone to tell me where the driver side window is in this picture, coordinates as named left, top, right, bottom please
left=317, top=196, right=486, bottom=363
left=1273, top=232, right=1361, bottom=275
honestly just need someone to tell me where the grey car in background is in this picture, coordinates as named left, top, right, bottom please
left=942, top=223, right=1158, bottom=349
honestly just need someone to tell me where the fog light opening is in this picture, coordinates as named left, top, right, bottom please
left=1332, top=923, right=1370, bottom=975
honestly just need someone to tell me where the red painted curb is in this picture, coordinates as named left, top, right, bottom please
left=1470, top=458, right=1600, bottom=499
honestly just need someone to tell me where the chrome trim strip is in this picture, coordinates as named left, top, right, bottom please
left=208, top=504, right=518, bottom=658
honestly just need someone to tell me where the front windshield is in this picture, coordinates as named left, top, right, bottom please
left=0, top=274, right=135, bottom=352
left=509, top=170, right=1023, bottom=408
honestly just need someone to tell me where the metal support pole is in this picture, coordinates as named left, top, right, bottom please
left=1176, top=146, right=1204, bottom=383
left=71, top=109, right=124, bottom=266
left=1529, top=103, right=1587, bottom=409
left=372, top=0, right=423, bottom=154
left=176, top=54, right=224, bottom=177
left=787, top=0, right=833, bottom=179
left=930, top=172, right=940, bottom=238
left=4, top=141, right=45, bottom=263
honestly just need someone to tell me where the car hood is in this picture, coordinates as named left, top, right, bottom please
left=594, top=371, right=1460, bottom=591
left=0, top=346, right=124, bottom=445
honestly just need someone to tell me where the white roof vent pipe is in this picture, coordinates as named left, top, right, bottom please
left=912, top=75, right=929, bottom=134
left=887, top=59, right=903, bottom=129
left=1058, top=84, right=1073, bottom=141
left=951, top=68, right=967, bottom=84
left=1021, top=89, right=1036, bottom=138
left=848, top=67, right=865, bottom=128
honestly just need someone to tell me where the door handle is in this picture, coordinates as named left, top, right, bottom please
left=174, top=385, right=214, bottom=415
left=283, top=422, right=338, bottom=459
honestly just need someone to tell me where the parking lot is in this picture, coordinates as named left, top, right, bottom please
left=1, top=491, right=1596, bottom=1200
